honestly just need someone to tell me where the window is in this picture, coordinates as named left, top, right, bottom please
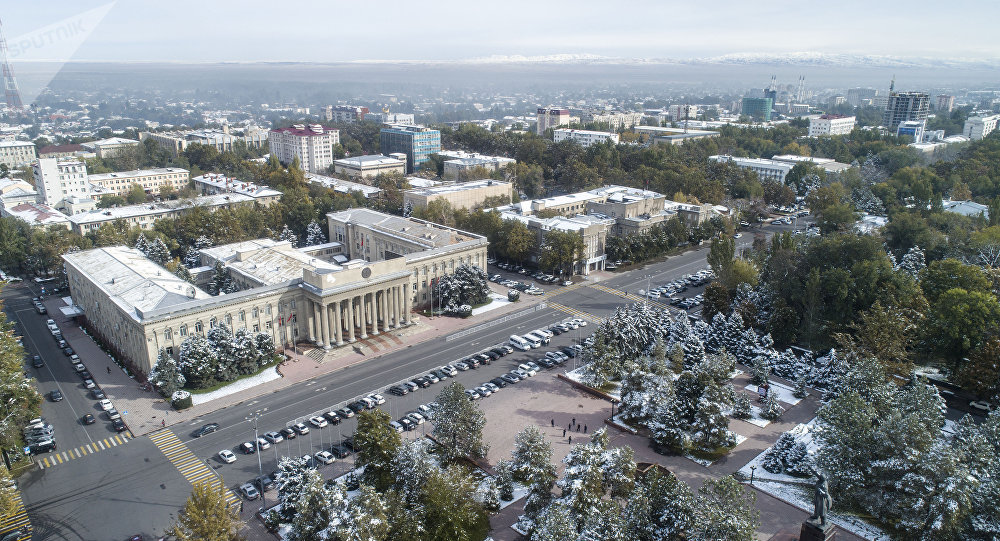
left=239, top=310, right=245, bottom=321
left=164, top=328, right=172, bottom=340
left=253, top=324, right=259, bottom=332
left=265, top=304, right=272, bottom=315
left=166, top=346, right=174, bottom=355
left=253, top=307, right=259, bottom=318
left=209, top=317, right=217, bottom=329
left=225, top=314, right=232, bottom=326
left=265, top=321, right=272, bottom=329
left=290, top=300, right=296, bottom=309
left=195, top=321, right=203, bottom=333
left=179, top=324, right=188, bottom=336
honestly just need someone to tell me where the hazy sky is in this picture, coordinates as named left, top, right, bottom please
left=5, top=0, right=999, bottom=63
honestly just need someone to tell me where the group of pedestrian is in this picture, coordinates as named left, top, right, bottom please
left=552, top=417, right=587, bottom=441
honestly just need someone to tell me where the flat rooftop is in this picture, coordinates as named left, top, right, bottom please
left=334, top=155, right=404, bottom=168
left=328, top=207, right=474, bottom=248
left=89, top=167, right=189, bottom=181
left=63, top=247, right=211, bottom=318
left=192, top=173, right=283, bottom=198
left=68, top=193, right=254, bottom=225
left=305, top=173, right=382, bottom=197
left=201, top=239, right=343, bottom=286
left=4, top=202, right=69, bottom=226
left=405, top=179, right=510, bottom=197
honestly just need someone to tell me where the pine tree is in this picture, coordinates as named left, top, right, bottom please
left=304, top=220, right=327, bottom=246
left=271, top=456, right=311, bottom=525
left=479, top=476, right=501, bottom=513
left=618, top=370, right=652, bottom=422
left=495, top=459, right=515, bottom=502
left=149, top=348, right=186, bottom=396
left=232, top=328, right=261, bottom=375
left=692, top=476, right=759, bottom=541
left=278, top=225, right=298, bottom=246
left=793, top=373, right=809, bottom=398
left=178, top=334, right=216, bottom=389
left=174, top=264, right=194, bottom=283
left=421, top=466, right=490, bottom=541
left=134, top=233, right=149, bottom=255
left=509, top=426, right=557, bottom=495
left=732, top=392, right=752, bottom=420
left=391, top=440, right=435, bottom=504
left=649, top=384, right=687, bottom=454
left=643, top=468, right=697, bottom=539
left=169, top=481, right=245, bottom=541
left=760, top=393, right=784, bottom=421
left=432, top=382, right=488, bottom=461
left=690, top=397, right=736, bottom=451
left=896, top=246, right=926, bottom=278
left=208, top=262, right=236, bottom=296
left=762, top=432, right=797, bottom=474
left=207, top=324, right=237, bottom=382
left=253, top=332, right=276, bottom=362
left=750, top=355, right=771, bottom=386
left=145, top=237, right=171, bottom=265
left=336, top=484, right=389, bottom=541
left=287, top=469, right=334, bottom=541
left=530, top=502, right=577, bottom=541
left=355, top=408, right=403, bottom=491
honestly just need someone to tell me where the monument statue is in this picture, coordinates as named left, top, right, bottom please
left=811, top=473, right=833, bottom=526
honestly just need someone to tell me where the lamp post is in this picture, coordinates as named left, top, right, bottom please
left=750, top=464, right=756, bottom=485
left=245, top=408, right=267, bottom=511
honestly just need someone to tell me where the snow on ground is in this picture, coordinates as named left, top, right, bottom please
left=471, top=293, right=511, bottom=316
left=191, top=367, right=281, bottom=405
left=745, top=380, right=802, bottom=406
left=739, top=421, right=890, bottom=541
left=683, top=432, right=747, bottom=467
left=564, top=366, right=621, bottom=401
left=609, top=414, right=639, bottom=434
left=726, top=405, right=773, bottom=428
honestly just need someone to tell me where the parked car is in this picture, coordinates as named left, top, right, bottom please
left=263, top=431, right=284, bottom=444
left=337, top=407, right=355, bottom=418
left=218, top=449, right=237, bottom=464
left=92, top=389, right=106, bottom=400
left=404, top=381, right=419, bottom=392
left=330, top=443, right=351, bottom=458
left=256, top=437, right=271, bottom=450
left=112, top=418, right=127, bottom=432
left=315, top=450, right=336, bottom=465
left=254, top=475, right=276, bottom=491
left=388, top=385, right=408, bottom=396
left=389, top=421, right=404, bottom=433
left=240, top=483, right=260, bottom=500
left=309, top=415, right=329, bottom=428
left=368, top=393, right=386, bottom=405
left=322, top=411, right=342, bottom=424
left=501, top=373, right=520, bottom=385
left=292, top=422, right=310, bottom=435
left=280, top=427, right=297, bottom=440
left=240, top=442, right=256, bottom=454
left=491, top=377, right=508, bottom=388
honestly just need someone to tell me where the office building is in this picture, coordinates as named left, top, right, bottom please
left=770, top=155, right=854, bottom=174
left=846, top=88, right=879, bottom=107
left=88, top=168, right=190, bottom=197
left=883, top=92, right=929, bottom=132
left=808, top=114, right=856, bottom=137
left=553, top=128, right=620, bottom=148
left=63, top=209, right=487, bottom=374
left=140, top=127, right=269, bottom=156
left=633, top=126, right=719, bottom=146
left=33, top=158, right=92, bottom=209
left=364, top=112, right=415, bottom=125
left=667, top=104, right=699, bottom=122
left=324, top=105, right=369, bottom=123
left=269, top=124, right=340, bottom=173
left=936, top=95, right=955, bottom=112
left=1, top=202, right=71, bottom=229
left=896, top=120, right=926, bottom=141
left=68, top=193, right=268, bottom=235
left=332, top=154, right=406, bottom=179
left=403, top=179, right=513, bottom=211
left=436, top=150, right=515, bottom=180
left=577, top=110, right=644, bottom=131
left=81, top=137, right=140, bottom=159
left=741, top=97, right=773, bottom=122
left=38, top=144, right=90, bottom=159
left=963, top=114, right=1000, bottom=140
left=0, top=140, right=37, bottom=168
left=536, top=107, right=571, bottom=135
left=191, top=173, right=283, bottom=205
left=709, top=155, right=793, bottom=183
left=305, top=173, right=382, bottom=199
left=0, top=178, right=38, bottom=210
left=379, top=125, right=441, bottom=173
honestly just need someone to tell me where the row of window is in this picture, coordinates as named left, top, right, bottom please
left=161, top=301, right=296, bottom=341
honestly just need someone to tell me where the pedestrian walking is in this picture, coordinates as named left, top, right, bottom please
left=551, top=419, right=554, bottom=427
left=569, top=436, right=572, bottom=444
left=572, top=417, right=576, bottom=425
left=584, top=424, right=587, bottom=433
left=562, top=428, right=566, bottom=437
left=576, top=424, right=580, bottom=432
left=107, top=366, right=111, bottom=374
left=161, top=419, right=165, bottom=427
left=568, top=422, right=572, bottom=431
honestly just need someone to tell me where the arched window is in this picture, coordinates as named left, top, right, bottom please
left=252, top=307, right=259, bottom=318
left=195, top=321, right=203, bottom=334
left=164, top=328, right=172, bottom=340
left=265, top=304, right=272, bottom=315
left=179, top=324, right=188, bottom=336
left=209, top=317, right=217, bottom=329
left=239, top=310, right=246, bottom=322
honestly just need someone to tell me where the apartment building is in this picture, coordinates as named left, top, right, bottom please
left=332, top=155, right=406, bottom=179
left=191, top=174, right=283, bottom=206
left=808, top=114, right=856, bottom=137
left=708, top=155, right=793, bottom=183
left=403, top=179, right=513, bottom=211
left=68, top=193, right=267, bottom=235
left=140, top=127, right=269, bottom=156
left=379, top=125, right=441, bottom=173
left=81, top=137, right=140, bottom=159
left=963, top=114, right=1000, bottom=140
left=88, top=168, right=190, bottom=197
left=269, top=124, right=340, bottom=173
left=324, top=105, right=369, bottom=123
left=436, top=150, right=515, bottom=180
left=883, top=92, right=929, bottom=132
left=536, top=107, right=571, bottom=135
left=553, top=128, right=620, bottom=148
left=364, top=112, right=415, bottom=125
left=33, top=158, right=92, bottom=208
left=0, top=140, right=37, bottom=168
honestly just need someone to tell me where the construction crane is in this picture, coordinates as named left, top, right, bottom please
left=0, top=18, right=24, bottom=115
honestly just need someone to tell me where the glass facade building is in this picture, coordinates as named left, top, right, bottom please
left=379, top=125, right=441, bottom=173
left=741, top=97, right=773, bottom=122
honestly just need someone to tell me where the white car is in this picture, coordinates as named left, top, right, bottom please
left=83, top=379, right=96, bottom=389
left=406, top=412, right=425, bottom=425
left=518, top=363, right=537, bottom=376
left=571, top=318, right=587, bottom=327
left=314, top=450, right=336, bottom=465
left=99, top=399, right=114, bottom=411
left=308, top=416, right=328, bottom=428
left=368, top=393, right=386, bottom=405
left=218, top=449, right=237, bottom=464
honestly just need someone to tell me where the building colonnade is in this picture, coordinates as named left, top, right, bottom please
left=305, top=284, right=411, bottom=349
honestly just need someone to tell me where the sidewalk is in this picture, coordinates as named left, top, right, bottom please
left=43, top=285, right=553, bottom=436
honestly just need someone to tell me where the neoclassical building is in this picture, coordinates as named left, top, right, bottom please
left=63, top=209, right=487, bottom=374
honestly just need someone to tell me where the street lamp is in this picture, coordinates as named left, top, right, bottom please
left=245, top=408, right=268, bottom=511
left=750, top=464, right=756, bottom=485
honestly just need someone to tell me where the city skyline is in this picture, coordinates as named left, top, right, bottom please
left=4, top=0, right=1000, bottom=64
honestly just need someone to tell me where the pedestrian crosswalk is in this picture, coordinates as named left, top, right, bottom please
left=37, top=433, right=132, bottom=469
left=0, top=490, right=30, bottom=540
left=588, top=283, right=671, bottom=310
left=149, top=429, right=240, bottom=509
left=548, top=302, right=601, bottom=323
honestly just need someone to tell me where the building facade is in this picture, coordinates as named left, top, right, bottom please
left=403, top=179, right=513, bottom=211
left=963, top=114, right=1000, bottom=140
left=0, top=202, right=71, bottom=229
left=364, top=112, right=415, bottom=125
left=536, top=107, right=571, bottom=135
left=324, top=105, right=369, bottom=123
left=0, top=178, right=38, bottom=210
left=896, top=120, right=926, bottom=141
left=808, top=114, right=856, bottom=136
left=436, top=151, right=515, bottom=180
left=708, top=155, right=793, bottom=183
left=578, top=110, right=644, bottom=131
left=553, top=128, right=620, bottom=148
left=379, top=125, right=441, bottom=173
left=883, top=92, right=929, bottom=132
left=63, top=209, right=487, bottom=374
left=140, top=127, right=269, bottom=157
left=68, top=193, right=269, bottom=235
left=741, top=97, right=773, bottom=121
left=81, top=137, right=140, bottom=158
left=0, top=141, right=37, bottom=168
left=936, top=95, right=955, bottom=112
left=269, top=124, right=340, bottom=173
left=88, top=168, right=190, bottom=197
left=33, top=158, right=92, bottom=208
left=332, top=155, right=406, bottom=179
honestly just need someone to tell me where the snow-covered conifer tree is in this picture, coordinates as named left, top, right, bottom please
left=304, top=220, right=327, bottom=246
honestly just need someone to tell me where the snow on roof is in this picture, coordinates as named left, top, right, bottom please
left=942, top=199, right=988, bottom=218
left=84, top=137, right=139, bottom=147
left=305, top=173, right=382, bottom=197
left=333, top=154, right=404, bottom=168
left=63, top=247, right=210, bottom=318
left=327, top=208, right=472, bottom=248
left=68, top=193, right=254, bottom=225
left=3, top=202, right=69, bottom=227
left=200, top=239, right=342, bottom=286
left=405, top=179, right=510, bottom=197
left=192, top=173, right=283, bottom=199
left=88, top=167, right=189, bottom=182
left=405, top=177, right=442, bottom=188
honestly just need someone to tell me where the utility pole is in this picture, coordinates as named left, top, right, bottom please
left=245, top=408, right=268, bottom=512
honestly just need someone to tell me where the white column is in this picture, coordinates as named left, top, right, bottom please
left=403, top=284, right=411, bottom=324
left=332, top=302, right=343, bottom=346
left=359, top=293, right=369, bottom=340
left=308, top=302, right=316, bottom=343
left=347, top=297, right=356, bottom=342
left=319, top=302, right=329, bottom=349
left=369, top=292, right=379, bottom=335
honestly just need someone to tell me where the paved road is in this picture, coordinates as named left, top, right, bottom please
left=7, top=223, right=790, bottom=540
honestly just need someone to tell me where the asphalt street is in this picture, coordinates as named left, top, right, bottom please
left=6, top=222, right=787, bottom=540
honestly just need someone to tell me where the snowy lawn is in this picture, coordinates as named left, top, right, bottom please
left=726, top=404, right=773, bottom=428
left=471, top=293, right=511, bottom=316
left=745, top=380, right=802, bottom=406
left=564, top=366, right=621, bottom=401
left=190, top=367, right=281, bottom=405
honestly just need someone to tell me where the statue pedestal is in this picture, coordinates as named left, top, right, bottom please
left=800, top=520, right=836, bottom=541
